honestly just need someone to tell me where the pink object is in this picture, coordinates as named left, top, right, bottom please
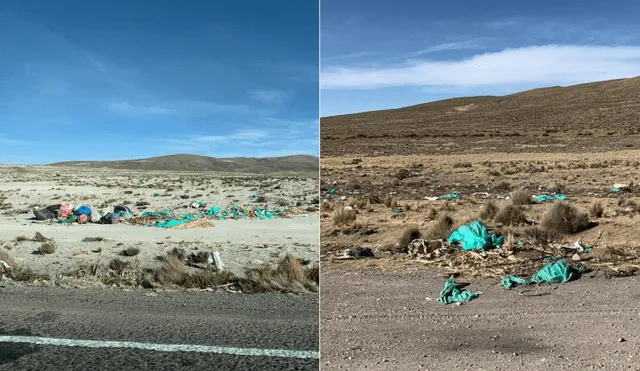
left=77, top=214, right=88, bottom=224
left=58, top=203, right=74, bottom=219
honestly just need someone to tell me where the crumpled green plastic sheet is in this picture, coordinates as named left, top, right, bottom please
left=447, top=221, right=504, bottom=251
left=501, top=261, right=584, bottom=289
left=439, top=193, right=461, bottom=200
left=534, top=194, right=567, bottom=203
left=437, top=276, right=483, bottom=305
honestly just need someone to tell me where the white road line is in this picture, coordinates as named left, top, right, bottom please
left=0, top=336, right=319, bottom=360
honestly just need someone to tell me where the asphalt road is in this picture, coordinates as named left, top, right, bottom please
left=321, top=264, right=640, bottom=371
left=0, top=285, right=319, bottom=371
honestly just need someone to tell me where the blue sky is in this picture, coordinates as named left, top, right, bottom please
left=0, top=1, right=318, bottom=164
left=321, top=0, right=640, bottom=116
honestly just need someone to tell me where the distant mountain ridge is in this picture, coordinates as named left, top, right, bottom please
left=49, top=154, right=319, bottom=174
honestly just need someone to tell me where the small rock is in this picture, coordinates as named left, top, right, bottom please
left=572, top=253, right=581, bottom=261
left=619, top=337, right=626, bottom=343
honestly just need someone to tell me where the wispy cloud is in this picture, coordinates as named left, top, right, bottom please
left=194, top=129, right=269, bottom=143
left=402, top=41, right=485, bottom=59
left=0, top=135, right=31, bottom=146
left=108, top=102, right=174, bottom=116
left=248, top=89, right=290, bottom=105
left=322, top=45, right=640, bottom=90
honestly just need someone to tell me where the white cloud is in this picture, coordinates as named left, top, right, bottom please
left=0, top=135, right=30, bottom=146
left=108, top=102, right=173, bottom=116
left=321, top=44, right=640, bottom=90
left=248, top=90, right=290, bottom=105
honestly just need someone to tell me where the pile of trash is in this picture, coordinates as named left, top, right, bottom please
left=33, top=204, right=134, bottom=225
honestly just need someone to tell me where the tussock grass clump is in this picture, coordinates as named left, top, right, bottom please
left=398, top=225, right=422, bottom=247
left=495, top=204, right=526, bottom=226
left=38, top=242, right=57, bottom=254
left=120, top=246, right=140, bottom=257
left=15, top=235, right=28, bottom=243
left=424, top=215, right=453, bottom=240
left=479, top=201, right=498, bottom=220
left=109, top=258, right=132, bottom=274
left=522, top=226, right=564, bottom=245
left=332, top=208, right=356, bottom=225
left=83, top=237, right=105, bottom=242
left=511, top=190, right=533, bottom=205
left=426, top=208, right=438, bottom=220
left=395, top=169, right=410, bottom=180
left=541, top=201, right=590, bottom=234
left=384, top=196, right=398, bottom=209
left=590, top=201, right=604, bottom=218
left=34, top=232, right=50, bottom=242
left=240, top=255, right=318, bottom=293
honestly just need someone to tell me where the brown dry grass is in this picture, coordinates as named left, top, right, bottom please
left=398, top=225, right=422, bottom=247
left=541, top=201, right=590, bottom=234
left=333, top=208, right=356, bottom=225
left=511, top=190, right=533, bottom=205
left=424, top=215, right=453, bottom=240
left=590, top=201, right=604, bottom=218
left=479, top=201, right=498, bottom=220
left=494, top=204, right=526, bottom=226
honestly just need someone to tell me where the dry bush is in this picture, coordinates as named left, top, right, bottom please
left=83, top=237, right=105, bottom=242
left=590, top=201, right=604, bottom=218
left=511, top=190, right=533, bottom=205
left=384, top=196, right=398, bottom=209
left=38, top=242, right=57, bottom=254
left=522, top=226, right=564, bottom=244
left=34, top=232, right=50, bottom=242
left=617, top=197, right=638, bottom=213
left=398, top=225, right=422, bottom=247
left=240, top=255, right=317, bottom=293
left=120, top=246, right=140, bottom=257
left=479, top=201, right=498, bottom=220
left=494, top=181, right=512, bottom=191
left=15, top=235, right=28, bottom=243
left=109, top=258, right=132, bottom=274
left=332, top=208, right=356, bottom=225
left=424, top=215, right=453, bottom=240
left=10, top=266, right=51, bottom=282
left=395, top=169, right=410, bottom=180
left=153, top=255, right=187, bottom=284
left=495, top=204, right=526, bottom=226
left=541, top=201, right=590, bottom=234
left=548, top=183, right=566, bottom=194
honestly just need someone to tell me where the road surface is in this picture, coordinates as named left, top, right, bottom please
left=0, top=285, right=319, bottom=371
left=321, top=264, right=640, bottom=370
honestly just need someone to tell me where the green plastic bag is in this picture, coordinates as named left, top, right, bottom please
left=534, top=194, right=567, bottom=203
left=447, top=221, right=504, bottom=251
left=501, top=261, right=583, bottom=289
left=437, top=276, right=483, bottom=305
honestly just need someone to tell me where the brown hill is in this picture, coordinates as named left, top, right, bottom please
left=321, top=76, right=640, bottom=157
left=49, top=154, right=319, bottom=174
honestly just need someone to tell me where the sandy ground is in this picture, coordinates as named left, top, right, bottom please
left=0, top=166, right=319, bottom=281
left=321, top=265, right=640, bottom=371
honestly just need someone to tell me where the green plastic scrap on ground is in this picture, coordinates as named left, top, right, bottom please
left=501, top=261, right=584, bottom=289
left=392, top=208, right=404, bottom=213
left=534, top=194, right=567, bottom=203
left=612, top=187, right=620, bottom=193
left=439, top=193, right=461, bottom=200
left=447, top=221, right=504, bottom=251
left=437, top=276, right=483, bottom=305
left=327, top=189, right=336, bottom=194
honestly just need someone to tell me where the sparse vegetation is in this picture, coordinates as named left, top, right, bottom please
left=424, top=215, right=453, bottom=240
left=38, top=242, right=57, bottom=254
left=590, top=201, right=604, bottom=218
left=120, top=246, right=140, bottom=257
left=333, top=207, right=356, bottom=225
left=398, top=225, right=422, bottom=247
left=83, top=237, right=105, bottom=242
left=511, top=190, right=533, bottom=205
left=495, top=204, right=526, bottom=226
left=479, top=201, right=498, bottom=220
left=541, top=201, right=590, bottom=234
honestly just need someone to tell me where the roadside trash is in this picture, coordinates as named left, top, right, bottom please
left=549, top=239, right=592, bottom=253
left=437, top=276, right=483, bottom=305
left=447, top=221, right=504, bottom=251
left=472, top=192, right=491, bottom=198
left=501, top=261, right=584, bottom=289
left=612, top=183, right=630, bottom=193
left=187, top=201, right=205, bottom=209
left=338, top=247, right=374, bottom=259
left=392, top=208, right=404, bottom=213
left=327, top=189, right=336, bottom=194
left=250, top=193, right=260, bottom=199
left=408, top=239, right=446, bottom=259
left=153, top=193, right=162, bottom=198
left=0, top=260, right=10, bottom=279
left=425, top=193, right=462, bottom=201
left=534, top=194, right=567, bottom=203
left=344, top=206, right=354, bottom=212
left=212, top=251, right=224, bottom=271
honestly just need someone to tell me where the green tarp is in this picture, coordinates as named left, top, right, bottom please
left=447, top=221, right=504, bottom=251
left=439, top=193, right=461, bottom=200
left=501, top=261, right=583, bottom=289
left=437, top=276, right=483, bottom=305
left=534, top=194, right=567, bottom=203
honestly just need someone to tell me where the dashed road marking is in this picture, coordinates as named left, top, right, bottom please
left=0, top=336, right=319, bottom=359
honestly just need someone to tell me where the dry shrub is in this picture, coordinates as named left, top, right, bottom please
left=395, top=169, right=410, bottom=180
left=120, top=246, right=140, bottom=257
left=494, top=181, right=512, bottom=192
left=83, top=237, right=105, bottom=242
left=511, top=190, right=533, bottom=205
left=522, top=226, right=563, bottom=244
left=541, top=201, right=590, bottom=234
left=332, top=208, right=356, bottom=225
left=479, top=201, right=498, bottom=220
left=153, top=255, right=187, bottom=284
left=424, top=215, right=453, bottom=240
left=617, top=197, right=638, bottom=213
left=384, top=196, right=398, bottom=209
left=15, top=235, right=28, bottom=243
left=548, top=183, right=566, bottom=194
left=398, top=225, right=422, bottom=247
left=38, top=242, right=57, bottom=254
left=590, top=201, right=604, bottom=218
left=109, top=258, right=132, bottom=274
left=34, top=232, right=50, bottom=242
left=240, top=255, right=317, bottom=293
left=495, top=204, right=526, bottom=226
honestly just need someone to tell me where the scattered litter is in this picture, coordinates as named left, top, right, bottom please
left=501, top=261, right=584, bottom=290
left=212, top=251, right=224, bottom=271
left=447, top=221, right=504, bottom=251
left=437, top=276, right=483, bottom=305
left=392, top=208, right=404, bottom=213
left=338, top=247, right=375, bottom=259
left=425, top=193, right=462, bottom=201
left=534, top=194, right=567, bottom=203
left=327, top=189, right=336, bottom=194
left=612, top=183, right=630, bottom=193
